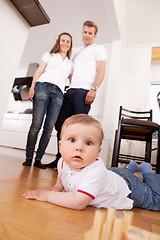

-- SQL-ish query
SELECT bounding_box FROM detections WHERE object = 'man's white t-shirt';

[70,44,107,90]
[57,157,133,210]
[37,52,73,93]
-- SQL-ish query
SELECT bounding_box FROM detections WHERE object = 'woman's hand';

[28,87,35,102]
[28,60,47,102]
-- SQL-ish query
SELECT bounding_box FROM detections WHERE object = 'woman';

[22,32,73,169]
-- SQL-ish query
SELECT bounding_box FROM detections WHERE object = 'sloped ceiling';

[19,0,120,69]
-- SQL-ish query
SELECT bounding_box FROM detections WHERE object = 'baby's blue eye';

[86,141,92,146]
[69,138,75,143]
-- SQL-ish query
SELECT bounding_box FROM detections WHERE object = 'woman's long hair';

[50,32,72,59]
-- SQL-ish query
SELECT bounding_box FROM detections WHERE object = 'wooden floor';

[0,150,160,240]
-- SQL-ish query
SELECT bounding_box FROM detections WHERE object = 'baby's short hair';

[60,114,104,145]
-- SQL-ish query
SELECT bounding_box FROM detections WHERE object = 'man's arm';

[85,60,106,105]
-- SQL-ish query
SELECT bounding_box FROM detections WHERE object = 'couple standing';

[22,20,107,169]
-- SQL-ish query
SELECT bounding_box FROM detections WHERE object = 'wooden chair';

[111,106,160,173]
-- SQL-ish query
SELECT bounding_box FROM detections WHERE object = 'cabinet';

[0,112,57,154]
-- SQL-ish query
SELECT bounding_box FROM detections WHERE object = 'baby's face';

[59,123,101,170]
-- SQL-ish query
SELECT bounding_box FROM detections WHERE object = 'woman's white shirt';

[37,52,73,93]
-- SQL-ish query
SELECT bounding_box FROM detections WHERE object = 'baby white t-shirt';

[57,157,133,210]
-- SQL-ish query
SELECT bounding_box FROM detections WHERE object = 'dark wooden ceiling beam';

[10,0,50,27]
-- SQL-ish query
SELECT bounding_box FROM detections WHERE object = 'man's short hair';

[83,21,98,34]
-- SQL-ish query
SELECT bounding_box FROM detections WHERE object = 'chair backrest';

[119,106,152,121]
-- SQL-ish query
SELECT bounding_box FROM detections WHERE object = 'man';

[42,20,107,168]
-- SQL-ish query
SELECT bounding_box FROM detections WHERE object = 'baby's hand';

[23,190,49,202]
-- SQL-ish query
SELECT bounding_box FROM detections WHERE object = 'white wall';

[113,0,126,43]
[101,41,122,166]
[126,0,160,45]
[118,44,151,110]
[89,44,112,121]
[0,0,30,126]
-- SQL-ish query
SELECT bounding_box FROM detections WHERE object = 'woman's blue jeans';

[108,167,160,211]
[26,82,63,161]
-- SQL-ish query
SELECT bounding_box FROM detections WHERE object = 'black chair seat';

[122,119,159,129]
[121,119,159,140]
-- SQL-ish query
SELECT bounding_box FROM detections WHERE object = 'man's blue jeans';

[54,88,91,158]
[55,88,91,133]
[108,167,160,211]
[26,82,63,161]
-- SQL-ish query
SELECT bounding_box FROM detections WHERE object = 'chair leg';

[145,138,152,163]
[112,129,121,167]
[112,130,118,167]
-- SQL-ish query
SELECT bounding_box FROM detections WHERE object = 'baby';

[23,114,160,211]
